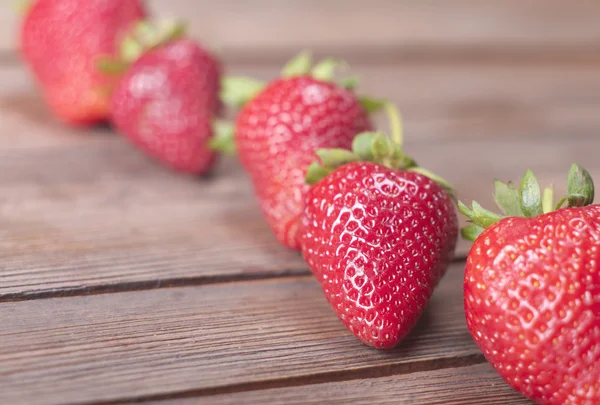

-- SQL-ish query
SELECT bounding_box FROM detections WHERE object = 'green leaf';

[208,119,236,155]
[470,201,503,228]
[281,50,312,77]
[409,167,454,194]
[493,180,523,217]
[120,34,144,63]
[119,19,187,64]
[359,97,387,114]
[316,148,359,167]
[519,169,543,217]
[461,224,485,242]
[351,132,376,161]
[305,162,333,185]
[566,163,594,207]
[372,133,394,162]
[340,76,359,90]
[96,56,128,75]
[567,193,589,208]
[220,76,265,109]
[458,201,475,219]
[399,155,418,170]
[311,58,346,82]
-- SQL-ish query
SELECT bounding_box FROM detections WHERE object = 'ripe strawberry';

[217,52,380,249]
[108,21,222,175]
[459,165,600,404]
[299,106,458,349]
[19,0,146,125]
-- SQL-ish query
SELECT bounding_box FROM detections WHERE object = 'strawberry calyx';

[459,164,595,241]
[97,18,187,75]
[213,50,386,155]
[219,50,386,111]
[93,18,187,121]
[305,103,454,195]
[208,119,236,155]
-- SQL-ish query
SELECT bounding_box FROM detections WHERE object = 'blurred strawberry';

[107,20,222,175]
[19,0,146,126]
[214,52,383,249]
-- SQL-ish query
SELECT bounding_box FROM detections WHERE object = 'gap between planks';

[0,256,468,303]
[77,354,487,405]
[4,135,600,302]
[0,265,481,405]
[4,48,600,68]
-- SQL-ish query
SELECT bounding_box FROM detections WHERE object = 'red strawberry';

[19,0,146,125]
[218,52,378,249]
[109,21,222,175]
[459,165,600,404]
[299,106,458,348]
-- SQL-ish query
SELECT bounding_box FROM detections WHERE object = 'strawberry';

[107,20,222,175]
[459,165,600,404]
[19,0,146,125]
[299,105,458,349]
[215,52,380,249]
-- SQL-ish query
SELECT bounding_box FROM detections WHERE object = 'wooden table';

[3,2,600,404]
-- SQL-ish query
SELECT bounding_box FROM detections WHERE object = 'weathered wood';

[2,125,600,299]
[137,363,533,405]
[0,263,480,405]
[3,60,600,298]
[225,61,600,141]
[2,0,600,60]
[0,150,309,299]
[7,61,600,143]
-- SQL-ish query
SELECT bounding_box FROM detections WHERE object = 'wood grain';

[0,151,309,300]
[2,122,600,299]
[228,62,600,141]
[3,57,600,298]
[7,60,600,143]
[137,363,533,405]
[0,263,481,405]
[2,0,600,60]
[2,4,599,403]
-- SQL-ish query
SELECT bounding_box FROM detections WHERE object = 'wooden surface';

[2,0,600,59]
[138,363,533,405]
[4,2,600,403]
[1,265,476,405]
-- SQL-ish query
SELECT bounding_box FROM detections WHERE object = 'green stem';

[555,196,567,210]
[384,103,403,147]
[542,187,554,214]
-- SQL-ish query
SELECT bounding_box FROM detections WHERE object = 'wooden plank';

[2,126,600,299]
[229,62,600,141]
[3,57,600,297]
[0,149,309,299]
[0,263,481,405]
[2,0,600,58]
[137,363,533,405]
[6,60,600,143]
